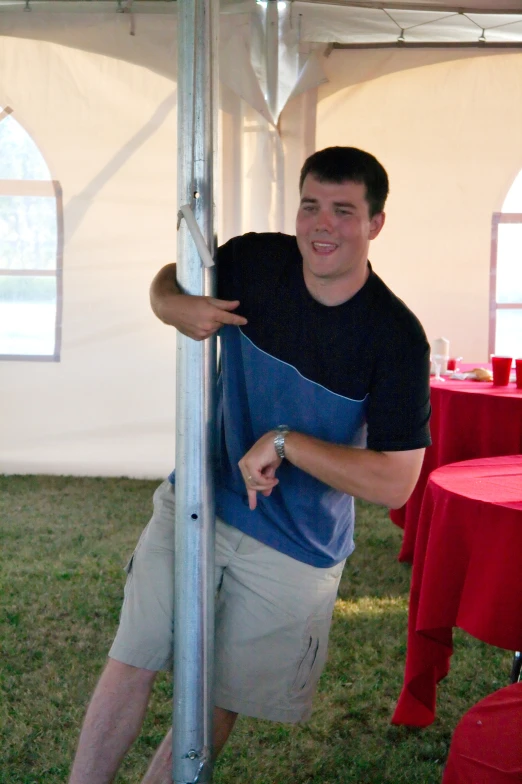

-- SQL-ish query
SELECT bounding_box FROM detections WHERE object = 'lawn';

[0,475,512,783]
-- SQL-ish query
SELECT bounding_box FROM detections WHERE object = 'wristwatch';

[274,425,290,460]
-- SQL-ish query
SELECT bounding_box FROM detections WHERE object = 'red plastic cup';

[492,356,512,386]
[516,359,522,389]
[447,357,462,371]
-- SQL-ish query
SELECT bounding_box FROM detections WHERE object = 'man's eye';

[336,209,352,216]
[302,205,317,213]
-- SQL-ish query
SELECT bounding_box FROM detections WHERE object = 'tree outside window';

[0,107,62,361]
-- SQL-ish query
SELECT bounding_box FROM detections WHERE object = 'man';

[69,146,431,784]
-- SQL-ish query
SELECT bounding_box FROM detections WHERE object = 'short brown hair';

[299,146,389,217]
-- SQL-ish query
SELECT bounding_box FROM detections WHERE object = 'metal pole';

[265,0,284,231]
[173,0,217,782]
[266,0,279,122]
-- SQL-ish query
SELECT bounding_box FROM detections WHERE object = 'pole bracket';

[177,204,215,268]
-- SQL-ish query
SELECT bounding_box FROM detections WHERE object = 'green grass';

[0,475,512,783]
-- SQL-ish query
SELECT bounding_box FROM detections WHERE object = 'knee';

[102,658,158,692]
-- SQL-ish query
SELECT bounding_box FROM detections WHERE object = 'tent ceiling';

[294,3,522,44]
[2,1,522,45]
[299,1,522,10]
[3,0,521,8]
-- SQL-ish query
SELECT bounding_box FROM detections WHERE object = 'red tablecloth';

[391,376,522,563]
[392,455,522,727]
[442,682,522,783]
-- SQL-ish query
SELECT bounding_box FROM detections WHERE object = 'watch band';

[274,425,290,460]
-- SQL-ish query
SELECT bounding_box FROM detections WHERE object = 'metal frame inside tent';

[2,0,522,46]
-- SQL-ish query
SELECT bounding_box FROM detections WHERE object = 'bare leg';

[69,658,157,784]
[141,707,238,784]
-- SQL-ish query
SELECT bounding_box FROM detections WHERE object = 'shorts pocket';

[290,614,330,695]
[122,518,152,574]
[120,479,174,574]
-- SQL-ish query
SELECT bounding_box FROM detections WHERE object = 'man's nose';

[314,210,334,231]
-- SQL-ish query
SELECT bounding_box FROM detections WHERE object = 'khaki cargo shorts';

[109,479,345,723]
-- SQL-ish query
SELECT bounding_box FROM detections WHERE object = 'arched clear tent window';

[490,174,522,358]
[0,108,62,361]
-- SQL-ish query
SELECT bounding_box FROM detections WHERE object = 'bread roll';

[471,367,493,382]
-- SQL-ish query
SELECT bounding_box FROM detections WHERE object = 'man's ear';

[369,211,386,240]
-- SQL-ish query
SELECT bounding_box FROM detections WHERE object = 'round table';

[392,455,522,728]
[443,682,522,783]
[391,375,522,563]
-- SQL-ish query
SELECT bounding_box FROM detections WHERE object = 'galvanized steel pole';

[266,0,284,231]
[173,1,217,782]
[266,0,279,123]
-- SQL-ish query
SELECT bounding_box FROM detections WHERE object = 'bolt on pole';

[173,0,218,782]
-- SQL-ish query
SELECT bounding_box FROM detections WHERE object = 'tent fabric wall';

[1,7,522,477]
[1,34,180,478]
[0,11,314,478]
[0,8,180,79]
[313,47,522,362]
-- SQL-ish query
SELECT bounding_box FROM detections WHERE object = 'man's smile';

[311,241,338,254]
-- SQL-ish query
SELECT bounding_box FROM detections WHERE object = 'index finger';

[215,309,248,327]
[208,298,242,310]
[247,487,257,511]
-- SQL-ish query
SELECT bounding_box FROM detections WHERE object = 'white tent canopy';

[1,0,521,477]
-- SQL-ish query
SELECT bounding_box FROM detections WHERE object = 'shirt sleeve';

[216,235,241,301]
[365,328,432,452]
[217,232,269,306]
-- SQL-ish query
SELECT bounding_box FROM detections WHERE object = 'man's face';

[295,175,385,298]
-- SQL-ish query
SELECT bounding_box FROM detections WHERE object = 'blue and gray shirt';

[179,232,431,568]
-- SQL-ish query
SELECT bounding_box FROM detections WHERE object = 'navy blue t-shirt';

[174,232,431,568]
